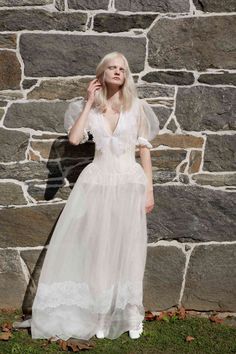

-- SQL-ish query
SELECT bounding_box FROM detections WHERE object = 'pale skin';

[68,56,154,214]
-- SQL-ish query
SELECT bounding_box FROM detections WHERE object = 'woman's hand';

[86,78,102,105]
[145,189,154,214]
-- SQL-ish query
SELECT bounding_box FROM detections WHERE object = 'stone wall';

[0,0,235,312]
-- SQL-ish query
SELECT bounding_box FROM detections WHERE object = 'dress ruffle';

[135,136,153,149]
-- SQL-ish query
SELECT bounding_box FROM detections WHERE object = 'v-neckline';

[100,111,122,137]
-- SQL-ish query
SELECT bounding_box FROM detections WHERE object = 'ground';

[0,308,236,353]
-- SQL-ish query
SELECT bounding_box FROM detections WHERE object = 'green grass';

[0,309,236,354]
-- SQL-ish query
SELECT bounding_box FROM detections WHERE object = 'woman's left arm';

[139,146,154,213]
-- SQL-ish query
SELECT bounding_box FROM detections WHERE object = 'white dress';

[14,96,160,341]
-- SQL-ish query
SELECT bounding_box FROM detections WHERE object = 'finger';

[90,82,102,89]
[88,79,98,87]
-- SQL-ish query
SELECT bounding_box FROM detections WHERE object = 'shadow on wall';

[44,133,95,200]
[21,135,95,313]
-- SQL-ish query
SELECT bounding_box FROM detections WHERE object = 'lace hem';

[136,136,153,149]
[33,280,143,314]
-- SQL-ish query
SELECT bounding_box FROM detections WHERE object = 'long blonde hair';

[94,51,138,112]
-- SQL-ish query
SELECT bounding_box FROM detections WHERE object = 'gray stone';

[203,135,236,172]
[27,77,91,100]
[0,9,87,32]
[20,33,146,77]
[137,84,174,98]
[0,0,52,5]
[167,118,178,133]
[152,106,172,129]
[148,16,236,70]
[152,170,177,184]
[0,161,62,181]
[182,244,236,311]
[0,108,4,119]
[0,249,26,309]
[4,101,67,133]
[30,138,95,160]
[150,149,187,171]
[136,149,186,183]
[0,91,23,100]
[21,249,47,278]
[32,133,62,139]
[142,71,194,85]
[20,248,47,310]
[93,13,156,32]
[193,0,236,12]
[0,128,29,162]
[116,0,189,12]
[0,34,16,49]
[176,87,236,131]
[178,173,190,184]
[148,185,236,242]
[198,72,236,86]
[192,173,236,187]
[0,51,21,90]
[146,98,174,107]
[55,0,64,11]
[0,182,27,206]
[27,182,71,201]
[22,79,38,89]
[143,246,186,310]
[0,204,65,247]
[68,0,108,10]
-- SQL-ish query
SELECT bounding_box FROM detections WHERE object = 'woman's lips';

[113,77,120,80]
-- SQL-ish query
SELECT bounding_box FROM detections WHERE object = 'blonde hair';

[93,51,138,112]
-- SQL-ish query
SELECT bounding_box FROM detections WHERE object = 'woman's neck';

[106,86,122,110]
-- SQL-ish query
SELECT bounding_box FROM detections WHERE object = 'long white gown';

[13,96,160,341]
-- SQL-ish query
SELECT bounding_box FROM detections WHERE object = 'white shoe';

[129,322,143,339]
[96,330,105,339]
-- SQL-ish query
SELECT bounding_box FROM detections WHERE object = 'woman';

[13,51,160,341]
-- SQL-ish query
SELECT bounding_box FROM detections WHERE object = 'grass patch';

[0,309,236,353]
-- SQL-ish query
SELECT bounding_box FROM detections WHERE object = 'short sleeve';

[136,99,160,149]
[64,99,90,143]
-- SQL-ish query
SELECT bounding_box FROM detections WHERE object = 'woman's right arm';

[68,100,92,145]
[68,78,102,145]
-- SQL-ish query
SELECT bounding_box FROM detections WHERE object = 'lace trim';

[33,280,143,314]
[80,128,89,143]
[136,136,153,149]
[67,128,89,144]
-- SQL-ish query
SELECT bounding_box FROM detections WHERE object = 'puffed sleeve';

[64,99,90,143]
[136,99,160,149]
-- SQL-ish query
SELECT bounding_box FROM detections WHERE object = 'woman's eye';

[108,66,125,72]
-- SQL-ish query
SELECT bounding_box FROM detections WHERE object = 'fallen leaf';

[157,312,169,322]
[209,315,224,324]
[167,311,176,318]
[0,307,17,314]
[177,306,186,320]
[145,311,156,321]
[185,335,195,342]
[1,322,13,332]
[0,331,12,341]
[57,338,96,352]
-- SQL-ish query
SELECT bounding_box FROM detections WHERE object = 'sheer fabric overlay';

[13,97,160,341]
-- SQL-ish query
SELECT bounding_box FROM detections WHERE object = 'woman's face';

[103,57,126,87]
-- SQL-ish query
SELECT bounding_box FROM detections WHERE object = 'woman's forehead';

[107,57,125,67]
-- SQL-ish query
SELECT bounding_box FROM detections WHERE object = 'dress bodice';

[64,97,160,165]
